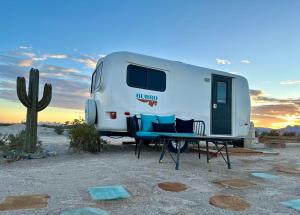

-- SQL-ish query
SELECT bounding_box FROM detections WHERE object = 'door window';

[217,81,227,103]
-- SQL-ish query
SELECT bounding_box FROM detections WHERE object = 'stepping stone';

[60,207,109,215]
[214,179,256,189]
[273,165,300,175]
[280,199,300,212]
[0,194,49,211]
[251,172,279,180]
[158,182,188,192]
[88,185,130,200]
[209,195,250,211]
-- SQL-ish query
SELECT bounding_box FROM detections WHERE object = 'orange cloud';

[18,58,34,67]
[73,57,97,68]
[250,89,300,128]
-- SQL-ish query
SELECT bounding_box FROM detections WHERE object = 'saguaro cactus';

[16,68,52,153]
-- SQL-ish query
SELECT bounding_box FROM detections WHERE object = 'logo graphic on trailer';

[136,93,158,107]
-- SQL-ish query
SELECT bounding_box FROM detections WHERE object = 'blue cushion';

[136,131,159,138]
[88,185,130,200]
[280,199,300,212]
[141,114,157,131]
[157,115,175,124]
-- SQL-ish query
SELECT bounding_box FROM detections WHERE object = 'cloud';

[280,80,300,85]
[18,46,31,50]
[18,59,34,67]
[73,57,97,68]
[45,65,80,73]
[0,48,96,111]
[31,54,69,62]
[241,59,251,64]
[43,54,68,59]
[252,104,299,116]
[39,65,90,81]
[216,58,231,65]
[20,52,36,58]
[250,89,300,128]
[0,64,90,110]
[250,89,262,96]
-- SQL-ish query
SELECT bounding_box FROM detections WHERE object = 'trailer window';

[94,62,103,90]
[126,65,166,92]
[217,81,227,103]
[91,62,103,93]
[91,71,97,93]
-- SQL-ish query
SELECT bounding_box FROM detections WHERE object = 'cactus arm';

[37,84,52,111]
[16,77,31,108]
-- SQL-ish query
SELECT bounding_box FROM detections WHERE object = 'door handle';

[213,103,217,109]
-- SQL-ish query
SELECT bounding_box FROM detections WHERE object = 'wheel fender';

[85,99,97,125]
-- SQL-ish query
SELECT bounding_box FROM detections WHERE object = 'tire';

[168,140,188,153]
[85,99,97,125]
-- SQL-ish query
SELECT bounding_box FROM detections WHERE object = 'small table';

[158,134,243,170]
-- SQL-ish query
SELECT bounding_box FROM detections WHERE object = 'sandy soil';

[0,125,300,215]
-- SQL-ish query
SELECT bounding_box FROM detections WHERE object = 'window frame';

[216,81,227,104]
[94,62,103,91]
[91,70,97,93]
[90,62,103,93]
[126,64,166,92]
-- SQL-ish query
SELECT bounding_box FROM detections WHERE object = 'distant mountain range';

[256,125,300,134]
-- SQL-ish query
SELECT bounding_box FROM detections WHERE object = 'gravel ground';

[0,125,300,215]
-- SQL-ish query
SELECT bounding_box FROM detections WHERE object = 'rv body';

[86,51,251,139]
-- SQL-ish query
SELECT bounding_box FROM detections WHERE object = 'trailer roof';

[99,51,246,80]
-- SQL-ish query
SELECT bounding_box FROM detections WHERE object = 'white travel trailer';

[85,51,251,145]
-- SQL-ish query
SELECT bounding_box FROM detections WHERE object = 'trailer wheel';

[85,99,97,125]
[168,140,188,153]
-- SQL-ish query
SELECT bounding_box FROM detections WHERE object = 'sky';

[0,0,300,128]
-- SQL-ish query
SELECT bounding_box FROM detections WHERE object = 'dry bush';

[68,119,105,153]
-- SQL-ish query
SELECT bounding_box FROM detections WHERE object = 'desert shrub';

[269,129,280,136]
[261,129,280,136]
[68,118,104,153]
[54,125,64,135]
[1,130,26,153]
[260,131,269,136]
[0,130,43,160]
[282,132,296,137]
[0,123,12,126]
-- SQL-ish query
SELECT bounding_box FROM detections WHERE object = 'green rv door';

[211,75,232,135]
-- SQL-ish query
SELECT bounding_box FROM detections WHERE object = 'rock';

[0,194,49,211]
[209,195,250,211]
[273,165,300,174]
[158,182,188,192]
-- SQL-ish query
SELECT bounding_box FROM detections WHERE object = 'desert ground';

[0,125,300,215]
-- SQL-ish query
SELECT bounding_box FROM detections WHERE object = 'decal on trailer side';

[136,93,158,107]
